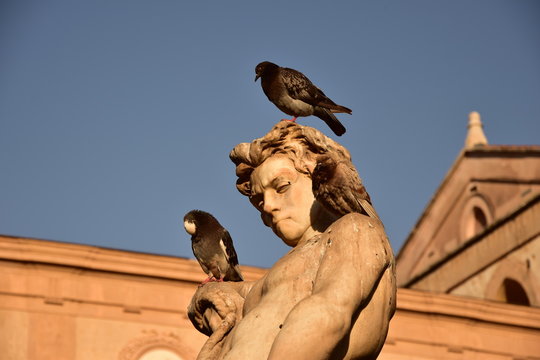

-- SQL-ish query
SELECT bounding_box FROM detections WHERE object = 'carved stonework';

[118,330,188,360]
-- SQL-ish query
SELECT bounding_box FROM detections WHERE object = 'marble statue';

[188,121,396,360]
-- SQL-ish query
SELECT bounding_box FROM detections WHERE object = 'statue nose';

[262,193,279,214]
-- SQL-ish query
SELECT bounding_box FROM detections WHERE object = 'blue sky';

[1,0,539,268]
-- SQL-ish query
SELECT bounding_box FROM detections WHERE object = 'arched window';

[139,348,183,360]
[497,278,530,306]
[485,261,538,307]
[460,194,493,242]
[472,206,487,234]
[119,332,188,360]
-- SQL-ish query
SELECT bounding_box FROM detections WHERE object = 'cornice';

[0,235,266,283]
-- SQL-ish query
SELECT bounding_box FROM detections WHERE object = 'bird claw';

[199,276,217,287]
[198,276,226,287]
[281,117,297,122]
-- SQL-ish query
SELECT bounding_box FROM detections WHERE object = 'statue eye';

[277,181,291,194]
[249,194,264,210]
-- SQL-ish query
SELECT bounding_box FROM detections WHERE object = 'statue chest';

[261,234,327,299]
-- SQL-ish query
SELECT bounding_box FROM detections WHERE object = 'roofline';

[396,148,465,262]
[0,234,267,282]
[0,233,191,260]
[397,144,540,262]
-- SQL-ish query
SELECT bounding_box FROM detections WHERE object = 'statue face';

[249,155,323,246]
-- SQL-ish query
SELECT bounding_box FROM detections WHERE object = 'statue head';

[230,121,350,246]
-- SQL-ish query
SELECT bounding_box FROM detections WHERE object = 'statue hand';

[188,282,245,337]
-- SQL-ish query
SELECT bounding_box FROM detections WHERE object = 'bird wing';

[339,161,371,203]
[219,229,244,281]
[281,67,334,107]
[219,229,240,267]
[192,240,212,276]
[198,260,211,276]
[337,161,381,220]
[344,164,381,221]
[358,198,381,222]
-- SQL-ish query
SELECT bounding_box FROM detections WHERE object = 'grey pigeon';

[255,61,351,136]
[183,210,244,284]
[311,155,380,221]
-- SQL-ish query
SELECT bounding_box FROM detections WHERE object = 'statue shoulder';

[328,213,384,232]
[325,213,388,248]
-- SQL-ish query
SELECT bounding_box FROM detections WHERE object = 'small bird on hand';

[311,155,380,221]
[255,61,351,136]
[183,210,244,285]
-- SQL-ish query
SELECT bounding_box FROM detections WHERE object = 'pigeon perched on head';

[183,210,244,284]
[255,61,351,137]
[311,155,380,221]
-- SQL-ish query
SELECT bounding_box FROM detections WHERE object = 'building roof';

[396,112,540,287]
[0,234,266,283]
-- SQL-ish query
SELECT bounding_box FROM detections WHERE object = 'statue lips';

[265,215,291,237]
[255,202,286,230]
[271,217,303,243]
[270,214,292,229]
[268,217,284,232]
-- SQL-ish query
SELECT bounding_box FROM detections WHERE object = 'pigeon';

[255,61,351,136]
[311,155,380,221]
[183,210,244,284]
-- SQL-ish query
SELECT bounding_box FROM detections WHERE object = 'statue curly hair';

[229,121,351,196]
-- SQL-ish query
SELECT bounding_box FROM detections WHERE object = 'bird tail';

[314,107,347,136]
[330,105,352,114]
[317,99,352,115]
[359,198,382,223]
[228,264,244,281]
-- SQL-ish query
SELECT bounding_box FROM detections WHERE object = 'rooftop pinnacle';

[465,111,488,149]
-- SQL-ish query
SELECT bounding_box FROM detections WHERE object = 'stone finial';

[465,111,488,149]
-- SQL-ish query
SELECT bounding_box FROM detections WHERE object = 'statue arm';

[267,214,393,360]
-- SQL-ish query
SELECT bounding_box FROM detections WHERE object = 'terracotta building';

[379,112,540,359]
[0,235,266,360]
[1,113,539,359]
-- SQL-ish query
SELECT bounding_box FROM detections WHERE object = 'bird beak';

[255,74,260,82]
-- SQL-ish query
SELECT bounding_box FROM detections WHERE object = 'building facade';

[1,113,539,359]
[0,235,265,360]
[380,112,540,359]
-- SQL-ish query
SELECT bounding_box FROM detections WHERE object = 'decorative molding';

[397,288,540,329]
[118,330,189,360]
[0,235,266,282]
